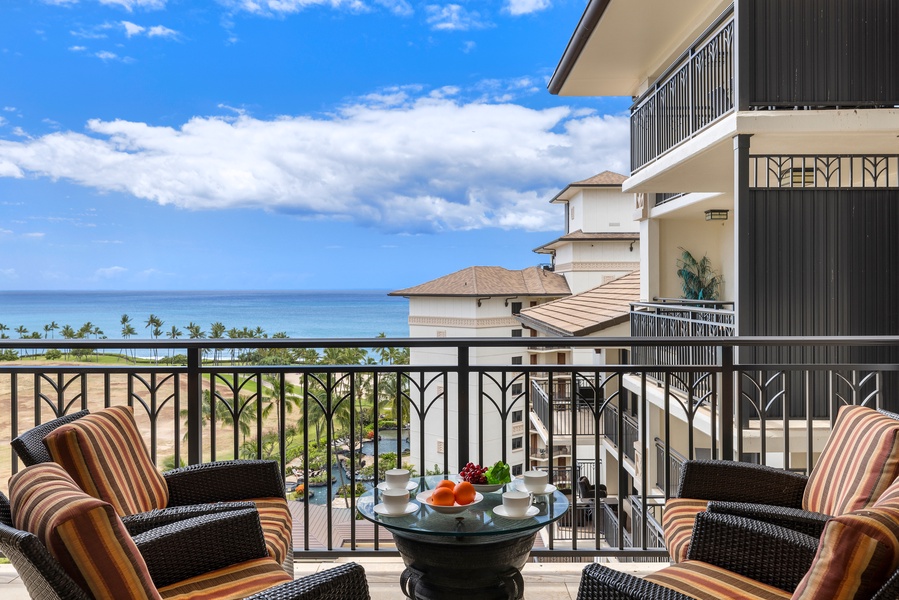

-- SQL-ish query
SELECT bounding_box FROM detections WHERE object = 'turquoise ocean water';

[0,290,410,347]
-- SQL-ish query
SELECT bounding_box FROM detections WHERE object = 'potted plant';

[676,248,722,300]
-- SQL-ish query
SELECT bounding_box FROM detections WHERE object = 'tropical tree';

[121,314,137,361]
[167,325,182,358]
[0,323,8,339]
[15,325,28,357]
[60,324,75,359]
[209,322,225,365]
[145,314,163,361]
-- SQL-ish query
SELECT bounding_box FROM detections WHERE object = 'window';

[530,355,538,365]
[512,464,523,476]
[512,409,523,423]
[510,302,522,315]
[511,356,522,365]
[512,329,523,338]
[557,352,566,365]
[512,437,523,450]
[511,384,523,396]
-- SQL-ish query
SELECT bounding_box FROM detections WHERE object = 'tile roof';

[551,170,628,203]
[516,270,640,336]
[389,266,571,297]
[533,230,639,253]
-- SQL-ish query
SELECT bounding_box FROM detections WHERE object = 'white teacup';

[381,488,410,514]
[385,468,410,490]
[502,491,532,517]
[523,470,549,493]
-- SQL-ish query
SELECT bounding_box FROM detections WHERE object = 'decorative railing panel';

[750,155,899,189]
[2,336,899,561]
[631,9,734,171]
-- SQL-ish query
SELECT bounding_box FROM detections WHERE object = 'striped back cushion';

[793,479,899,599]
[10,463,160,600]
[803,405,899,515]
[43,405,170,516]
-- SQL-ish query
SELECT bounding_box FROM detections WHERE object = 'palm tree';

[167,325,182,358]
[676,247,722,301]
[121,314,136,361]
[60,324,74,359]
[15,326,29,358]
[209,322,225,365]
[146,314,163,361]
[47,321,59,339]
[0,323,8,339]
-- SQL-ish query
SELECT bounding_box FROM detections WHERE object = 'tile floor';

[0,558,666,599]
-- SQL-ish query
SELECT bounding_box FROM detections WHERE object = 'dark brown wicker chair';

[10,408,295,571]
[0,490,370,600]
[576,511,899,600]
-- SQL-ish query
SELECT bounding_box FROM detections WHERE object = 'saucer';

[494,505,539,520]
[514,481,557,495]
[373,502,419,517]
[377,481,418,492]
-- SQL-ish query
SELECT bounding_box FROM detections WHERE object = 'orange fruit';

[429,487,456,506]
[454,481,476,505]
[436,479,455,490]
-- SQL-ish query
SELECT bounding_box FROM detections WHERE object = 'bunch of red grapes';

[460,462,489,484]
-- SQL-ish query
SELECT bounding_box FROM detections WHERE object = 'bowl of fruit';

[460,461,512,494]
[417,479,483,514]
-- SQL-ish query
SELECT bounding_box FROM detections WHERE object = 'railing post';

[719,345,735,461]
[186,346,203,465]
[457,345,470,472]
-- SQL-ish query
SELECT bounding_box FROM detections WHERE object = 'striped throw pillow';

[10,463,160,600]
[803,405,899,516]
[43,405,170,516]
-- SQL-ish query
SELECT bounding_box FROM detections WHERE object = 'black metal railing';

[530,378,597,437]
[654,439,686,497]
[630,7,734,171]
[3,335,899,561]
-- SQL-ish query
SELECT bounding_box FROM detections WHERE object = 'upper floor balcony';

[630,1,899,176]
[1,334,897,563]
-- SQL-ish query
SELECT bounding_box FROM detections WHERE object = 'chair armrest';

[133,508,268,588]
[707,500,829,538]
[164,460,285,506]
[245,562,371,600]
[688,512,819,592]
[122,501,257,535]
[677,460,807,508]
[575,563,694,600]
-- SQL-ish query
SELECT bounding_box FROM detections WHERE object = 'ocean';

[0,290,410,343]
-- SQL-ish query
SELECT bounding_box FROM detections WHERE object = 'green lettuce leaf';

[485,461,511,485]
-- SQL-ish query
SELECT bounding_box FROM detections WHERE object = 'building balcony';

[1,334,897,566]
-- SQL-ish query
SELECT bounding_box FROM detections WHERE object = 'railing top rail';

[640,298,736,308]
[4,335,899,350]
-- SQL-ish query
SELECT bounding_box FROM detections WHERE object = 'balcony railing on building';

[1,335,898,562]
[630,0,899,173]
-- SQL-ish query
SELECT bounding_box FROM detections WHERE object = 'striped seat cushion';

[793,478,899,600]
[158,557,292,600]
[43,405,170,516]
[645,561,791,600]
[803,405,899,515]
[663,498,708,563]
[10,463,160,600]
[246,497,292,570]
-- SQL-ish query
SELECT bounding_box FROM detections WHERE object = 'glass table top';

[357,475,570,537]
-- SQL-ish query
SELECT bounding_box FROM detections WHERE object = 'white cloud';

[0,117,6,127]
[94,265,127,278]
[219,0,368,16]
[0,268,17,279]
[95,50,119,60]
[122,21,146,37]
[0,88,630,234]
[425,4,488,31]
[99,0,167,10]
[3,107,16,112]
[147,25,178,37]
[504,0,550,16]
[23,232,46,239]
[69,45,88,51]
[462,40,476,53]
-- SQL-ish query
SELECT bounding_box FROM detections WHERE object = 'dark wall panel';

[747,0,899,106]
[738,189,899,414]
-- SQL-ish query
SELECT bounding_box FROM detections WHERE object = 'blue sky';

[0,0,630,291]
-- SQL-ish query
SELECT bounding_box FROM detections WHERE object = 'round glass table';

[357,475,570,600]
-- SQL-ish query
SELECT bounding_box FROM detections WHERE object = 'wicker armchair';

[1,469,371,600]
[577,507,899,600]
[12,407,294,573]
[663,405,899,562]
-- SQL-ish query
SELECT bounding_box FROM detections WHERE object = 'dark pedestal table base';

[394,530,538,600]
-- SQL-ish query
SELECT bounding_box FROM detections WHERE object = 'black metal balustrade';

[630,7,734,172]
[655,438,686,498]
[2,335,899,561]
[530,378,597,437]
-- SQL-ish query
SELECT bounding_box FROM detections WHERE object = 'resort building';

[545,0,899,549]
[390,172,639,506]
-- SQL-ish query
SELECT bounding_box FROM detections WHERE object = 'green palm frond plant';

[676,248,722,300]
